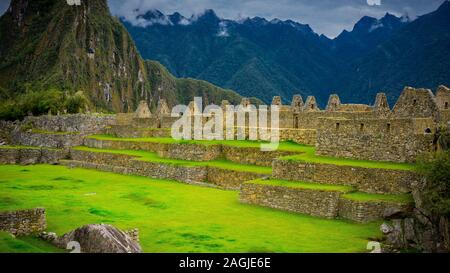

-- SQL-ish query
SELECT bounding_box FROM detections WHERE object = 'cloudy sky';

[0,0,446,37]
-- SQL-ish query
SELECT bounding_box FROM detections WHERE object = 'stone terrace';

[1,86,448,223]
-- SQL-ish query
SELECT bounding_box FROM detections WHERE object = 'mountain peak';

[353,16,378,32]
[195,9,220,22]
[168,12,189,25]
[438,0,450,10]
[140,9,164,20]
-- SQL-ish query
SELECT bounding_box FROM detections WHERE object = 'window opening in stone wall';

[336,123,340,130]
[387,123,391,133]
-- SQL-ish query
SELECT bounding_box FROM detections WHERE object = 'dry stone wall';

[0,208,46,236]
[23,114,115,133]
[316,118,435,163]
[207,168,266,190]
[272,159,416,194]
[338,198,413,223]
[85,138,164,152]
[13,130,84,148]
[160,143,222,161]
[0,147,67,165]
[240,183,342,218]
[68,150,263,187]
[84,138,295,167]
[279,129,316,145]
[222,146,295,167]
[106,125,171,138]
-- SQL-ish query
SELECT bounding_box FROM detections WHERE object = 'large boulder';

[53,224,141,253]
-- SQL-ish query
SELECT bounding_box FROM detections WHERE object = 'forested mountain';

[123,1,450,105]
[0,0,245,116]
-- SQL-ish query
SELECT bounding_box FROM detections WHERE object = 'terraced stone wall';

[13,130,84,148]
[0,147,67,165]
[272,159,416,194]
[23,114,115,133]
[106,125,171,138]
[338,198,413,223]
[69,150,262,187]
[0,208,46,236]
[160,143,222,161]
[240,183,342,218]
[84,139,295,166]
[66,153,207,184]
[222,146,295,167]
[84,138,165,152]
[206,168,266,190]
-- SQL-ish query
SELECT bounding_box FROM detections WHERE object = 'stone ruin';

[1,85,450,253]
[134,101,152,119]
[117,86,450,163]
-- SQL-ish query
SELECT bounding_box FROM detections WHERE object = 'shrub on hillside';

[64,91,89,114]
[0,88,89,121]
[417,151,450,217]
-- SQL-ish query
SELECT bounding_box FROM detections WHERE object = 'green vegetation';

[0,146,42,150]
[342,192,414,204]
[0,165,381,253]
[0,88,89,121]
[88,134,416,171]
[0,232,65,253]
[0,146,61,151]
[417,151,450,216]
[30,129,80,135]
[282,152,416,171]
[88,134,313,152]
[0,0,248,115]
[73,146,272,175]
[247,179,354,193]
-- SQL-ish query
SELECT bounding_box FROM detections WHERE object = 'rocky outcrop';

[52,224,141,253]
[381,179,450,253]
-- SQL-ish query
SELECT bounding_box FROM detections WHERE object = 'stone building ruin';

[119,86,450,163]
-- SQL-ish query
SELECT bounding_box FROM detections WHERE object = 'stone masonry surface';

[272,159,415,194]
[0,208,47,236]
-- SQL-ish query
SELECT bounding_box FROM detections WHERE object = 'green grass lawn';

[281,150,416,171]
[73,146,272,175]
[342,192,414,204]
[0,232,65,253]
[30,129,80,135]
[88,134,310,152]
[0,165,381,253]
[247,179,355,193]
[88,135,416,171]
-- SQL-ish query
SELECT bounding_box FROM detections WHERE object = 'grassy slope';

[88,134,307,152]
[247,179,354,193]
[88,135,416,171]
[280,147,415,171]
[73,146,271,175]
[247,179,413,203]
[0,232,65,253]
[342,192,414,204]
[0,165,381,253]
